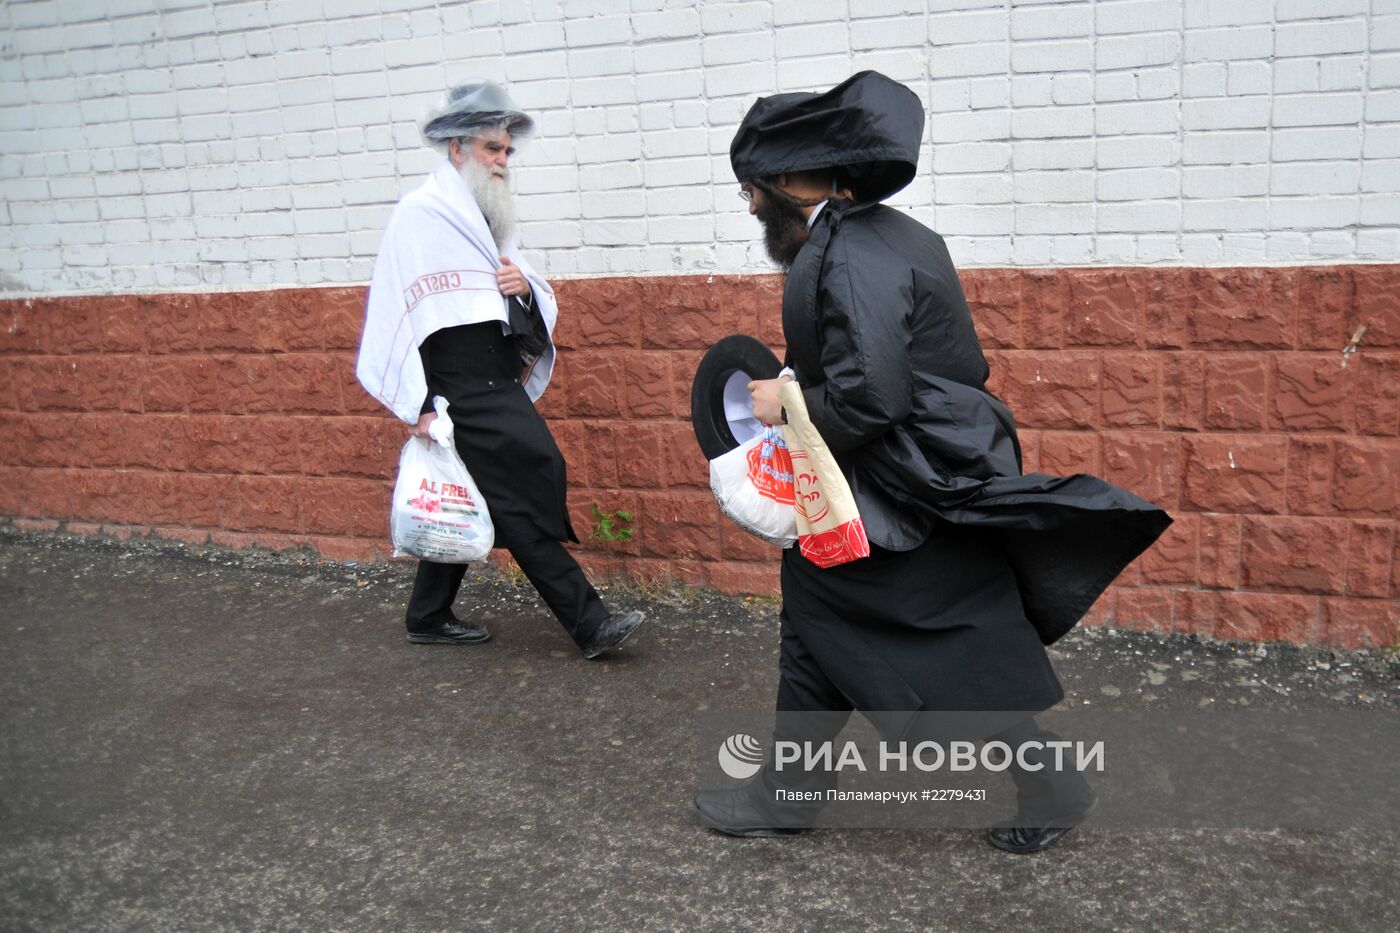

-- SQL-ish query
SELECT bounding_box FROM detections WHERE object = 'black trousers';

[405,322,610,647]
[758,606,1093,824]
[405,534,608,647]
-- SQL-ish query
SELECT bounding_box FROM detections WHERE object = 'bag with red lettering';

[390,396,495,562]
[708,426,798,547]
[778,381,869,568]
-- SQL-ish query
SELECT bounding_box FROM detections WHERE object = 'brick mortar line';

[5,459,1391,519]
[4,348,1399,358]
[0,464,391,480]
[2,417,1397,438]
[0,350,361,358]
[2,263,1399,304]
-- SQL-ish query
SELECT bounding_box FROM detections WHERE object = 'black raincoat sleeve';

[799,230,913,456]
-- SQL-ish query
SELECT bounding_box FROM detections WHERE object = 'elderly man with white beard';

[357,81,645,659]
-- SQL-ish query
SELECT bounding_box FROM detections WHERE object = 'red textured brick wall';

[1,265,1396,648]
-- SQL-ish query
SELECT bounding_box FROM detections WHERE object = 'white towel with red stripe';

[356,160,558,424]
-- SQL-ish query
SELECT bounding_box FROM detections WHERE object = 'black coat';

[783,200,1170,644]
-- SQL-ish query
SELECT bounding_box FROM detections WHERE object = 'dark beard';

[756,195,810,269]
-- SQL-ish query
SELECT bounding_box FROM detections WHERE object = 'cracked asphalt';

[1,526,1396,932]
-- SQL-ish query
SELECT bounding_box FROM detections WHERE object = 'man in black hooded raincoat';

[693,72,1171,853]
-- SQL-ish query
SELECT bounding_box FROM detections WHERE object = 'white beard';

[460,158,516,249]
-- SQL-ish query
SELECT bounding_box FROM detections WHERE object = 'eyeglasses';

[743,178,829,209]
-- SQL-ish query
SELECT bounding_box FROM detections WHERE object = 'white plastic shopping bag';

[390,396,495,562]
[708,425,798,547]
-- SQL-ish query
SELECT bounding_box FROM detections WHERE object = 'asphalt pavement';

[1,527,1395,932]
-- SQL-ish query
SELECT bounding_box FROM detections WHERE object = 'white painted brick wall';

[2,0,1398,293]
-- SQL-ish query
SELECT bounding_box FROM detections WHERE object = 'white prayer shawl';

[356,160,559,424]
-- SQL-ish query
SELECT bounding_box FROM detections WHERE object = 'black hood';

[729,70,924,203]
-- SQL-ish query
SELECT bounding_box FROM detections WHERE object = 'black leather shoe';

[694,788,810,838]
[406,619,491,645]
[580,610,645,660]
[987,794,1096,854]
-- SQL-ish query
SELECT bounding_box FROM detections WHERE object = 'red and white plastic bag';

[708,425,799,547]
[390,396,495,562]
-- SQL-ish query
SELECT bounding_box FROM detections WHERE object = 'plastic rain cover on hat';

[729,70,924,203]
[422,80,534,142]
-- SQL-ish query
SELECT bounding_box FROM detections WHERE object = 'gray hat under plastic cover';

[421,81,535,143]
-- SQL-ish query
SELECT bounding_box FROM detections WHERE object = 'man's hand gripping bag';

[390,396,495,562]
